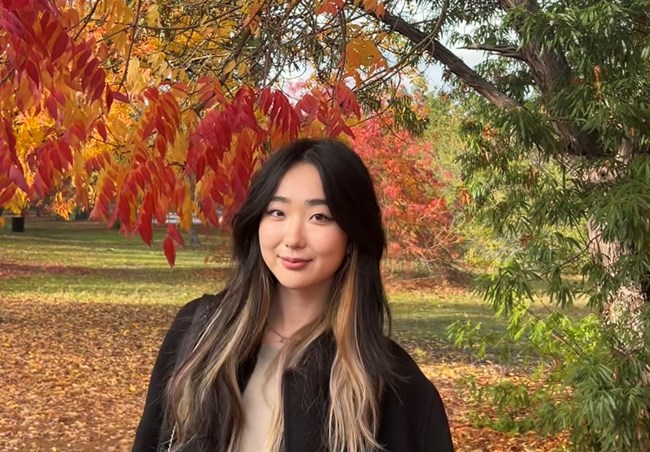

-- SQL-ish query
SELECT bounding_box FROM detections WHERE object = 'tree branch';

[118,0,144,90]
[498,0,604,157]
[367,8,522,110]
[461,44,524,61]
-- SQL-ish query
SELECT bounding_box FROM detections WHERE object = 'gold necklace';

[268,326,291,344]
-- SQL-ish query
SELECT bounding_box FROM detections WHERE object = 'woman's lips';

[280,257,311,270]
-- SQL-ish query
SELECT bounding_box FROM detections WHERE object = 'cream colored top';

[237,344,281,452]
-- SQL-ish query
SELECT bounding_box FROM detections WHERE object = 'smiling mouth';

[281,257,311,263]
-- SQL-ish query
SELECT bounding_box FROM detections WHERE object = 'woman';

[132,139,454,452]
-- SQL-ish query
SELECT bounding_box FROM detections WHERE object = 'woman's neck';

[269,285,329,336]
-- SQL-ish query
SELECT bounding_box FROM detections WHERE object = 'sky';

[423,45,487,90]
[280,35,489,93]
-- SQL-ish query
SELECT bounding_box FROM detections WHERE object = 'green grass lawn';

[0,217,504,348]
[0,216,592,353]
[1,217,229,304]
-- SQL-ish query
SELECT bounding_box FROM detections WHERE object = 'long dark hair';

[167,138,394,451]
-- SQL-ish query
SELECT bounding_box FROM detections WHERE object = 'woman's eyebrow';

[270,196,327,206]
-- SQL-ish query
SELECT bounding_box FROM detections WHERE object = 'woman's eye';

[311,213,332,222]
[266,209,284,218]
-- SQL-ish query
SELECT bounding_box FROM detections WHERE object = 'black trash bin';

[11,216,25,232]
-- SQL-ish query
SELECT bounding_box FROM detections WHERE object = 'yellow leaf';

[237,62,249,77]
[126,58,146,93]
[146,4,160,28]
[180,184,194,231]
[223,60,236,76]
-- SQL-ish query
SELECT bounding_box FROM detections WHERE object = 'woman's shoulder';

[384,338,442,401]
[381,338,455,451]
[166,291,226,336]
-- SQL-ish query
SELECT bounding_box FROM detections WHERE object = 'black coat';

[132,295,454,452]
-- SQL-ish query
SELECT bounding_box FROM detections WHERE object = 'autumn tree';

[352,99,462,275]
[0,0,399,264]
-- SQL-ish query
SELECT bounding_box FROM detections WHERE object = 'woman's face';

[258,163,348,297]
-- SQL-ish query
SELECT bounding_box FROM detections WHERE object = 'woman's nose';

[283,218,306,249]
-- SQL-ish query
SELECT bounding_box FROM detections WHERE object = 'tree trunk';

[188,176,201,247]
[587,220,646,354]
[585,140,647,356]
[189,223,201,247]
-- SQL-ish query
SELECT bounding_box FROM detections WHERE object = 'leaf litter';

[0,296,568,451]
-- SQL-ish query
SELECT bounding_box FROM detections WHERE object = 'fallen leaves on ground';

[0,297,568,451]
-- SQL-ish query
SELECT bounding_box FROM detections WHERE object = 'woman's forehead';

[272,163,326,200]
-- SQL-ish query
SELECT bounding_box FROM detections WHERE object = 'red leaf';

[49,146,62,172]
[40,151,52,184]
[118,197,131,227]
[83,57,99,80]
[138,213,153,246]
[142,190,154,215]
[0,185,17,205]
[32,172,47,197]
[163,236,176,266]
[155,117,166,140]
[74,48,91,77]
[6,0,32,12]
[106,88,114,112]
[134,171,145,191]
[0,10,27,39]
[111,90,129,103]
[71,121,86,140]
[141,165,152,185]
[196,155,206,182]
[259,87,272,113]
[9,164,28,193]
[209,186,223,204]
[3,117,16,156]
[154,195,169,225]
[25,60,39,86]
[51,31,69,62]
[59,142,73,167]
[165,167,175,189]
[89,69,104,100]
[96,121,107,141]
[46,95,58,120]
[167,224,185,246]
[91,79,106,103]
